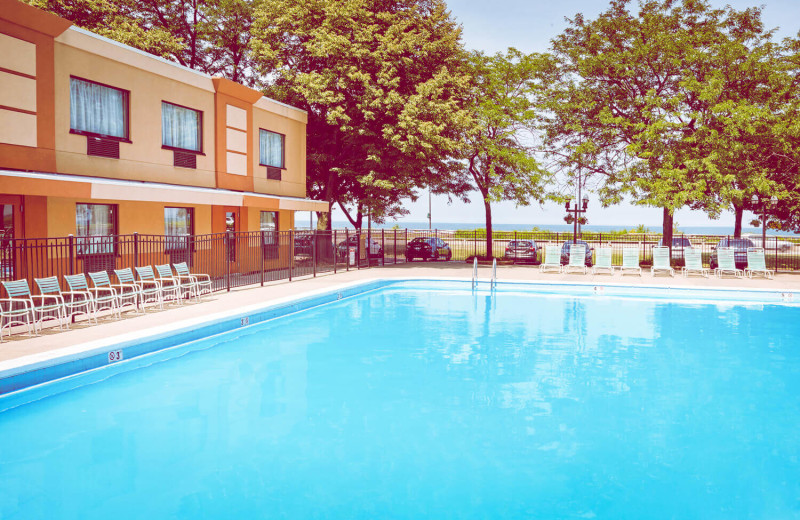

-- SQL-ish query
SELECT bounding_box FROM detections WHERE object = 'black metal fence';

[1,229,798,294]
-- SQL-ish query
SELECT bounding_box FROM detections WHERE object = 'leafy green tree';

[249,0,473,230]
[461,48,553,257]
[544,0,774,249]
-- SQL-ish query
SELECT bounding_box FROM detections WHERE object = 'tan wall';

[252,100,307,198]
[52,34,217,188]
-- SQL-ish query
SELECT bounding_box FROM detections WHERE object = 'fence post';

[224,232,230,292]
[68,234,75,275]
[394,229,397,264]
[312,229,317,277]
[289,229,294,281]
[381,229,385,266]
[260,230,265,286]
[474,229,477,258]
[333,230,337,274]
[345,229,350,272]
[133,232,139,270]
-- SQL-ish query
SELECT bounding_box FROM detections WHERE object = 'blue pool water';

[1,284,799,519]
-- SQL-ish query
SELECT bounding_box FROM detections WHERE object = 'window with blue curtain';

[162,102,202,152]
[259,129,285,168]
[70,77,129,139]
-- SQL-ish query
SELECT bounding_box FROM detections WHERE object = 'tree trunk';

[484,197,493,259]
[733,204,744,238]
[662,207,674,257]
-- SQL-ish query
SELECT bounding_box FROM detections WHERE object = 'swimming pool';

[1,280,799,519]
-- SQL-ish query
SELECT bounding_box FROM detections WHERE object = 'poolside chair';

[651,246,674,277]
[681,248,709,278]
[2,279,66,334]
[134,266,169,310]
[592,247,614,275]
[173,262,213,301]
[64,273,120,321]
[59,274,98,324]
[539,245,562,273]
[0,280,36,340]
[113,268,146,313]
[89,270,138,315]
[714,247,744,278]
[155,264,185,304]
[563,243,588,274]
[620,247,642,276]
[35,276,89,329]
[745,248,774,279]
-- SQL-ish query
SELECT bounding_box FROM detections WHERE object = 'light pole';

[751,194,778,249]
[565,195,589,244]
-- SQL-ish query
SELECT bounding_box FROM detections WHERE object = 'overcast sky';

[367,0,800,228]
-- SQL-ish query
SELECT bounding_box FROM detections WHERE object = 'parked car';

[709,237,756,269]
[657,237,694,260]
[504,240,541,264]
[741,234,794,252]
[336,235,383,260]
[560,240,594,267]
[405,237,452,261]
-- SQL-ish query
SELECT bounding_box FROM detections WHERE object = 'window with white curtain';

[75,203,117,254]
[164,207,194,250]
[162,102,202,152]
[260,211,278,245]
[70,77,129,139]
[259,130,285,168]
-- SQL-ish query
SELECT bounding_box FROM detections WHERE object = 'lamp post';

[565,195,589,244]
[750,194,778,249]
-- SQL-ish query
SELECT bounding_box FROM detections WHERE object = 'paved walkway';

[2,262,799,364]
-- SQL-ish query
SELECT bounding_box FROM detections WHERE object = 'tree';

[461,48,553,257]
[249,0,473,230]
[545,0,773,250]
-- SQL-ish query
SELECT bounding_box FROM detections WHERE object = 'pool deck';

[2,262,800,366]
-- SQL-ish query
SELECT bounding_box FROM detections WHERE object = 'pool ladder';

[472,258,498,290]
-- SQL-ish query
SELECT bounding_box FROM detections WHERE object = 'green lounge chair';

[134,266,166,310]
[714,247,743,278]
[539,245,562,273]
[681,248,709,278]
[592,247,614,274]
[3,278,66,335]
[745,248,774,279]
[651,246,674,277]
[89,270,138,315]
[620,247,642,276]
[173,262,213,301]
[64,273,118,321]
[0,280,37,340]
[563,243,587,274]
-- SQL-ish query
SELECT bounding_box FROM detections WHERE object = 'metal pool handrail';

[472,257,478,289]
[491,258,497,290]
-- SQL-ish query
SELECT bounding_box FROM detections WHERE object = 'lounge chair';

[714,247,743,278]
[651,246,674,277]
[0,280,37,340]
[64,273,119,321]
[745,248,774,279]
[133,266,167,310]
[681,248,709,278]
[35,276,86,329]
[113,268,146,313]
[563,243,588,274]
[59,274,98,324]
[592,247,614,275]
[539,245,562,273]
[620,247,642,276]
[89,271,138,315]
[3,279,66,334]
[173,262,213,301]
[155,264,185,304]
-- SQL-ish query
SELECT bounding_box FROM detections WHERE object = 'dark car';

[657,237,694,260]
[560,240,594,267]
[336,235,383,260]
[709,237,756,269]
[405,237,452,261]
[504,240,540,264]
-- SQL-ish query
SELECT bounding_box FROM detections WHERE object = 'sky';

[356,0,800,229]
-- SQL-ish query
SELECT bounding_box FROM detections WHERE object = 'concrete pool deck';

[2,262,800,365]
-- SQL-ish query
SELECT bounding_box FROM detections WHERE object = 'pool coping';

[1,276,797,397]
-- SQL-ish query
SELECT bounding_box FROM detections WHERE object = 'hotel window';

[259,130,285,180]
[164,207,194,252]
[70,77,129,144]
[75,203,117,255]
[261,211,279,258]
[162,102,202,168]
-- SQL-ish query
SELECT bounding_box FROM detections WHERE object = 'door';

[224,207,239,263]
[0,195,22,281]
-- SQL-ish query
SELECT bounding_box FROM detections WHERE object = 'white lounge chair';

[563,243,587,274]
[714,247,744,278]
[651,246,674,277]
[592,247,614,274]
[681,248,709,277]
[539,245,562,273]
[745,248,774,279]
[620,247,642,276]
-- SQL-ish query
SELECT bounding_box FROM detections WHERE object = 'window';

[259,130,285,168]
[260,211,278,245]
[162,102,202,153]
[75,204,117,255]
[164,207,194,251]
[70,77,129,140]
